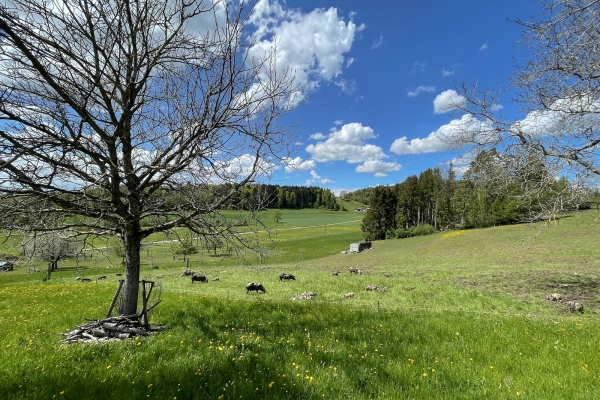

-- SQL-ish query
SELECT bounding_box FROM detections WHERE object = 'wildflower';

[269,382,274,388]
[422,373,427,377]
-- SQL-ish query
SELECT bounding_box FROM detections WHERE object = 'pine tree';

[361,186,397,241]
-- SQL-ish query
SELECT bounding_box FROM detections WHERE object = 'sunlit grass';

[0,209,599,399]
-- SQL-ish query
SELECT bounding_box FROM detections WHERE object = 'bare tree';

[24,232,81,271]
[0,0,299,314]
[444,0,600,216]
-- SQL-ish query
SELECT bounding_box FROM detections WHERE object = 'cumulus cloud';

[283,157,316,172]
[511,95,600,137]
[310,132,326,140]
[305,170,334,185]
[305,122,386,163]
[479,43,488,51]
[355,160,401,177]
[305,122,401,177]
[248,0,359,98]
[433,89,467,114]
[390,114,490,155]
[407,86,436,97]
[441,69,454,76]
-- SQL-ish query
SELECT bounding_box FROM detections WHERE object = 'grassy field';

[0,209,599,399]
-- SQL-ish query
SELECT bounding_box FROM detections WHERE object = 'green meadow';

[0,209,599,399]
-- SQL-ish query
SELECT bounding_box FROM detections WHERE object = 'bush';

[390,224,436,239]
[410,224,435,236]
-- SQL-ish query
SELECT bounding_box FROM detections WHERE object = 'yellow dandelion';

[423,373,427,377]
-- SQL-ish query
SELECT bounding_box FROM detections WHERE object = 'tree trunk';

[120,233,142,316]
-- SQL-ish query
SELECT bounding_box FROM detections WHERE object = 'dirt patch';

[452,270,600,314]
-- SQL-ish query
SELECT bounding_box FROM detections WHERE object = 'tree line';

[355,149,588,241]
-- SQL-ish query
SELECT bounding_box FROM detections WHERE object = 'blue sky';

[248,0,541,193]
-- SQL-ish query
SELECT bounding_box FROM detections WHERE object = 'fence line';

[166,288,599,321]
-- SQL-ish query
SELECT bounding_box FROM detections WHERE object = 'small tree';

[24,233,80,271]
[174,237,198,263]
[272,209,283,241]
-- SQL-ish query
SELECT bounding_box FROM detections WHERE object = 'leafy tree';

[361,186,397,241]
[0,0,299,315]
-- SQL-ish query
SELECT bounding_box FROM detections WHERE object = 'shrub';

[410,224,435,236]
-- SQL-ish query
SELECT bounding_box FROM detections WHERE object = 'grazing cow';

[332,271,339,276]
[181,269,196,277]
[115,273,123,276]
[191,274,208,283]
[348,267,361,274]
[246,282,266,294]
[343,292,355,299]
[383,273,391,278]
[80,278,92,282]
[97,275,107,280]
[211,277,220,282]
[279,273,296,281]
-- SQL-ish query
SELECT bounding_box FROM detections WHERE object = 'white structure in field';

[349,242,372,253]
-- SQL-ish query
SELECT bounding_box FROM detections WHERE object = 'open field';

[0,209,599,398]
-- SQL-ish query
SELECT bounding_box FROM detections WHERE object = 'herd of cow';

[182,267,392,299]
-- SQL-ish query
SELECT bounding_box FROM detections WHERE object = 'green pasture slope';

[1,209,599,399]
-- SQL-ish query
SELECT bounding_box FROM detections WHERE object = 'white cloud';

[305,170,334,185]
[433,89,467,114]
[490,104,504,111]
[407,86,436,97]
[334,120,344,126]
[283,157,316,172]
[248,0,359,97]
[390,114,490,154]
[335,79,357,95]
[442,69,454,76]
[355,160,401,177]
[305,122,386,163]
[479,43,488,51]
[310,132,326,140]
[371,35,383,49]
[213,154,278,181]
[511,95,600,137]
